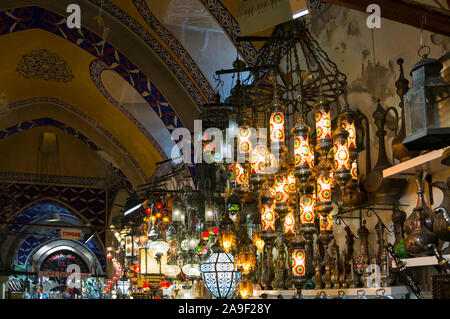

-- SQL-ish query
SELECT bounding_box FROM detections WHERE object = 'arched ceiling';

[0,28,162,184]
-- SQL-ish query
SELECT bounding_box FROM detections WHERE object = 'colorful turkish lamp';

[238,279,253,299]
[287,170,296,194]
[283,210,296,236]
[219,211,236,253]
[269,93,285,145]
[291,232,307,297]
[403,55,450,150]
[252,229,265,253]
[339,106,358,162]
[333,126,351,194]
[299,191,315,230]
[316,168,332,218]
[250,141,268,186]
[314,96,332,164]
[261,202,276,233]
[238,125,252,155]
[233,162,249,187]
[271,175,288,203]
[292,118,312,191]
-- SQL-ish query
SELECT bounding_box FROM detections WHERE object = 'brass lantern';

[236,231,256,275]
[219,211,236,253]
[403,56,450,150]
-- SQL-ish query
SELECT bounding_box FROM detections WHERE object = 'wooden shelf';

[252,286,409,298]
[383,148,446,179]
[392,254,450,268]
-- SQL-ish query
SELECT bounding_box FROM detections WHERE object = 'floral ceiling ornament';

[16,49,74,83]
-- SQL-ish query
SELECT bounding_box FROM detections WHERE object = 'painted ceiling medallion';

[16,49,74,83]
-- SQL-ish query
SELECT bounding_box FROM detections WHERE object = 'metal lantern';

[204,198,215,224]
[171,196,184,225]
[200,244,240,298]
[236,231,256,275]
[218,211,236,253]
[403,56,450,150]
[237,278,253,299]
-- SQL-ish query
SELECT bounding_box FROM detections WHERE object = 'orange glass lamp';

[299,190,315,234]
[316,168,332,219]
[269,93,285,145]
[333,126,351,194]
[218,211,236,253]
[291,232,307,298]
[236,233,256,275]
[233,162,248,187]
[238,125,252,155]
[283,209,295,236]
[339,105,358,162]
[250,141,268,186]
[271,174,289,218]
[261,202,276,232]
[292,118,312,191]
[314,96,332,164]
[238,278,253,299]
[252,229,265,253]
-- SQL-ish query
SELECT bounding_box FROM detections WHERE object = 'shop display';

[0,1,448,302]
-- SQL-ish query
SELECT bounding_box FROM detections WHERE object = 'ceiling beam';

[324,0,450,37]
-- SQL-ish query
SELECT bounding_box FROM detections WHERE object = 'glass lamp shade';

[148,238,170,256]
[139,247,161,274]
[270,111,285,144]
[238,126,252,154]
[182,263,201,278]
[252,230,265,253]
[238,279,253,299]
[319,211,334,231]
[219,230,236,253]
[316,170,332,206]
[163,264,181,278]
[339,109,357,152]
[291,247,306,278]
[205,198,215,222]
[315,100,332,141]
[287,170,296,193]
[293,120,312,168]
[351,160,358,181]
[333,127,351,171]
[250,143,268,175]
[200,249,240,298]
[234,162,248,185]
[236,240,256,275]
[171,197,183,222]
[283,211,295,235]
[403,57,450,150]
[300,193,315,225]
[219,212,236,253]
[261,203,276,232]
[271,175,289,203]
